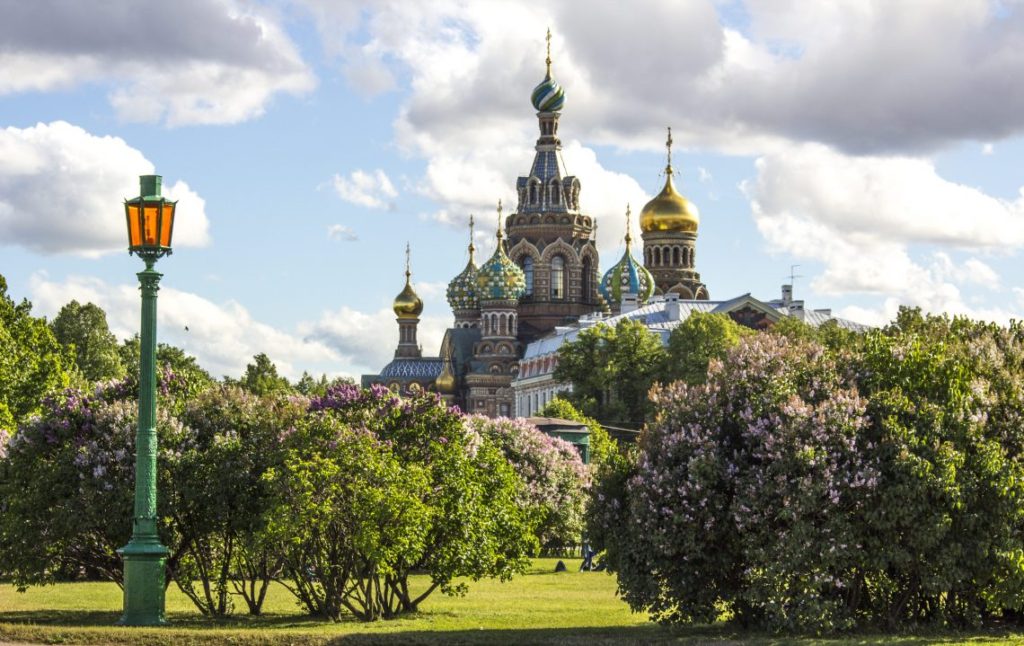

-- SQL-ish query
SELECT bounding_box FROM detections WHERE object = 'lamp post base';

[117,541,169,626]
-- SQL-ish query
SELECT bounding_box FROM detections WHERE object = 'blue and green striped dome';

[531,75,565,112]
[476,242,526,302]
[600,244,655,306]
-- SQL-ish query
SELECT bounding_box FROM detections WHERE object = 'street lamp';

[118,174,176,626]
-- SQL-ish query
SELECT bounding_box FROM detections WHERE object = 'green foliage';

[169,386,306,617]
[266,384,535,621]
[663,312,752,385]
[554,320,666,428]
[119,336,214,415]
[0,386,185,590]
[50,300,125,383]
[594,310,1024,632]
[0,274,72,426]
[236,353,293,396]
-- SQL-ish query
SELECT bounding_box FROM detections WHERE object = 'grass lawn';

[1,559,1023,645]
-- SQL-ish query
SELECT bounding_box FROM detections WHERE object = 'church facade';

[361,36,737,415]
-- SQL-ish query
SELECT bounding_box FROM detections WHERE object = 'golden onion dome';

[639,173,700,234]
[639,126,700,234]
[393,244,424,319]
[434,358,456,394]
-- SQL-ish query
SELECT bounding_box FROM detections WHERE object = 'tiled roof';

[378,358,444,379]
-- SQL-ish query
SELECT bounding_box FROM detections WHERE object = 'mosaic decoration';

[476,201,527,302]
[447,215,480,311]
[380,358,444,379]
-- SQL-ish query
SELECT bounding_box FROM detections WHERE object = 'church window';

[582,256,592,301]
[521,256,534,295]
[673,247,681,265]
[654,247,662,265]
[551,181,560,205]
[529,182,538,204]
[551,256,565,299]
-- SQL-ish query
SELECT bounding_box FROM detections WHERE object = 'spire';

[665,126,674,175]
[405,242,412,283]
[496,199,504,245]
[468,214,476,262]
[624,204,632,246]
[545,28,552,79]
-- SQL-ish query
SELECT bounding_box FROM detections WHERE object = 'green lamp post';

[118,174,177,626]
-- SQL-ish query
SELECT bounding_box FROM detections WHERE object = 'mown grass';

[1,559,1023,645]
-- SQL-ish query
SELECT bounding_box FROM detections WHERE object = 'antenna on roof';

[786,264,802,288]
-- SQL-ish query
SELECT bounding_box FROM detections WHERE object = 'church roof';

[378,358,443,379]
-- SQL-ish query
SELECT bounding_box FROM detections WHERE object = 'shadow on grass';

[0,608,353,629]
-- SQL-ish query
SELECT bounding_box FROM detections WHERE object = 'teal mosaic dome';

[531,74,565,112]
[600,243,655,306]
[476,241,526,302]
[447,258,479,311]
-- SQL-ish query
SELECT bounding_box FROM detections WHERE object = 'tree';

[465,415,590,550]
[119,337,214,416]
[237,353,292,396]
[663,312,751,385]
[0,274,72,427]
[594,316,1024,632]
[169,386,306,616]
[554,319,666,427]
[50,300,125,383]
[267,384,536,621]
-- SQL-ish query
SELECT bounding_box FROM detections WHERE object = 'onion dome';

[600,206,655,305]
[530,29,565,112]
[435,357,456,394]
[476,201,526,302]
[447,216,479,311]
[393,244,423,319]
[640,127,700,234]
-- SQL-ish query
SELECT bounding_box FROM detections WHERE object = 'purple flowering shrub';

[595,313,1024,632]
[0,387,184,589]
[464,415,590,551]
[268,383,535,621]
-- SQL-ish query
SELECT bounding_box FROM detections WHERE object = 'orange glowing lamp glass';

[124,175,176,259]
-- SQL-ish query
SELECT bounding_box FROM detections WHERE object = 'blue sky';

[1,0,1023,379]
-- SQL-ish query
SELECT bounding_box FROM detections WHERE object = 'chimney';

[665,292,681,321]
[781,284,793,306]
[621,292,639,314]
[788,300,805,318]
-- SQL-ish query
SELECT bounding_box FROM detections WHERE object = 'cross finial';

[624,204,632,246]
[468,214,476,259]
[496,199,504,243]
[545,28,552,78]
[405,242,411,281]
[666,126,673,173]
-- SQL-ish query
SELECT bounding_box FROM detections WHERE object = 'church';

[361,34,860,416]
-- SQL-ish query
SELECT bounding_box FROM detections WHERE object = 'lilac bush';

[464,415,590,551]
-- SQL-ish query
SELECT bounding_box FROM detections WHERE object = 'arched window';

[529,182,538,204]
[654,247,662,265]
[673,247,681,265]
[582,256,592,302]
[551,256,565,300]
[521,256,534,295]
[550,181,560,205]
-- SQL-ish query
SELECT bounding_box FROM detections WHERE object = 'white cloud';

[0,122,211,257]
[332,169,398,210]
[327,224,358,241]
[300,306,450,377]
[0,0,314,126]
[29,273,343,380]
[983,143,995,155]
[963,258,1000,290]
[746,142,1024,322]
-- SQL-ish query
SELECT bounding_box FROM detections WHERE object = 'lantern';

[125,175,176,258]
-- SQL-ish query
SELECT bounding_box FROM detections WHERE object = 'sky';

[2,0,1024,381]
